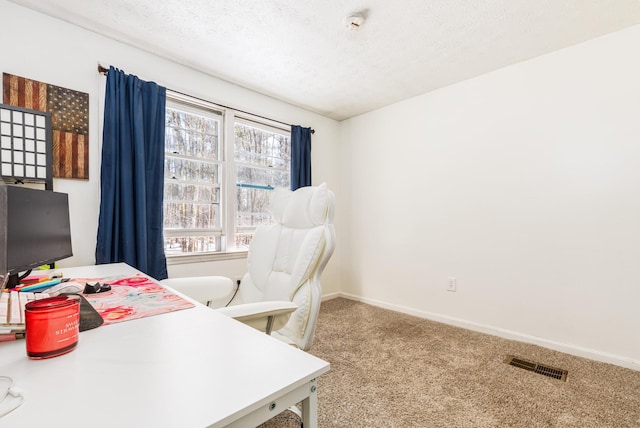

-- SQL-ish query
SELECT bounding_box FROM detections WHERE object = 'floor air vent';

[505,355,568,382]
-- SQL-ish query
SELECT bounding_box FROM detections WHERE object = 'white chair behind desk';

[161,183,336,351]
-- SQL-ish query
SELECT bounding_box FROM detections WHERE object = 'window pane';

[164,236,220,255]
[236,165,289,188]
[234,122,290,170]
[166,107,219,159]
[164,202,219,229]
[164,182,218,204]
[236,187,273,228]
[235,233,254,250]
[165,156,219,184]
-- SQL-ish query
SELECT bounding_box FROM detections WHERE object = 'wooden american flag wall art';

[2,73,89,180]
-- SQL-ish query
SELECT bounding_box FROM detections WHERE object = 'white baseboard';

[322,292,640,372]
[321,292,342,302]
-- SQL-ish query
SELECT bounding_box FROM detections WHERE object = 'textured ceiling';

[8,0,640,120]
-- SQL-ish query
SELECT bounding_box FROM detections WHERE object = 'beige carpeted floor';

[262,297,640,428]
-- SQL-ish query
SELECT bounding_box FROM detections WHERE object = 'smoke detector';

[345,13,365,30]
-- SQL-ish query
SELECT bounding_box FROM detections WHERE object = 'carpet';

[261,297,640,427]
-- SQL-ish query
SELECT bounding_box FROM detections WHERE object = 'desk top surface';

[0,264,329,427]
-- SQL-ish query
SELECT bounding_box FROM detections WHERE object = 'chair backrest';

[231,183,335,350]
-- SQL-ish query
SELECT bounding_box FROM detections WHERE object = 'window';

[162,94,290,260]
[163,100,222,256]
[234,119,290,249]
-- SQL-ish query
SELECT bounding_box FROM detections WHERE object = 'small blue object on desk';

[15,279,62,293]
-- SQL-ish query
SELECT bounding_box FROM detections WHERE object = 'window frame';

[164,98,224,258]
[232,115,291,250]
[164,92,291,265]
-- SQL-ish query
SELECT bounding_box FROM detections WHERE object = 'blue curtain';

[95,67,168,280]
[291,125,312,190]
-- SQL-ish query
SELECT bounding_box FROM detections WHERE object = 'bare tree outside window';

[234,122,290,248]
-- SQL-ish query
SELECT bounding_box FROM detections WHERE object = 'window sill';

[166,250,248,266]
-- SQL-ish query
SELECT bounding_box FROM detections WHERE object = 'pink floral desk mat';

[75,275,194,325]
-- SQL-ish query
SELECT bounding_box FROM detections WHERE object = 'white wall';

[340,25,640,369]
[0,0,342,294]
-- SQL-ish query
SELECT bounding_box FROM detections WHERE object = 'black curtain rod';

[98,65,314,134]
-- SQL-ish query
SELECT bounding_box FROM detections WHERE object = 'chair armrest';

[217,301,297,334]
[160,276,234,306]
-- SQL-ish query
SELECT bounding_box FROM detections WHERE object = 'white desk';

[0,263,329,427]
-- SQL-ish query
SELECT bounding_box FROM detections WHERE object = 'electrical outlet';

[447,277,457,292]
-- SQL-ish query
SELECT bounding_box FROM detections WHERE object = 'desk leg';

[301,378,318,428]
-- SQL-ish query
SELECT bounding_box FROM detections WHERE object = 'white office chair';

[162,183,335,351]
